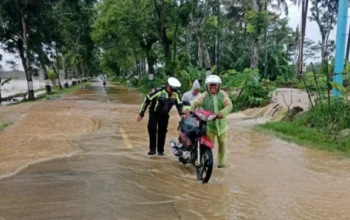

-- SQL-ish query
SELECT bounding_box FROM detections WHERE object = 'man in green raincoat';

[184,75,232,168]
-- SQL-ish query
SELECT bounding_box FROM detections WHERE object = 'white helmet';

[205,75,222,91]
[167,77,181,90]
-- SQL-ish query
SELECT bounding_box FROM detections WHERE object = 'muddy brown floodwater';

[0,80,349,220]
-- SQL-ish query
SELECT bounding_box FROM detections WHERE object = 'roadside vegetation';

[0,122,11,133]
[261,63,350,154]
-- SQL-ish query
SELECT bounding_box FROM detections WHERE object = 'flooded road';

[0,81,350,220]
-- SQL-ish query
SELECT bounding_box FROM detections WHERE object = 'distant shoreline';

[0,70,30,80]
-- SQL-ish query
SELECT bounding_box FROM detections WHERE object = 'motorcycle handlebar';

[188,111,219,121]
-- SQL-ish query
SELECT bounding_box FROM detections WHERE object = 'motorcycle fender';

[200,136,214,149]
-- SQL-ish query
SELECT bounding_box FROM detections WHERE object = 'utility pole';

[333,0,348,97]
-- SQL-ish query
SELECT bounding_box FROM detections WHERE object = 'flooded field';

[0,81,349,220]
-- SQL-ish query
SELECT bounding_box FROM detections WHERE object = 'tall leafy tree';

[309,0,338,68]
[0,0,58,100]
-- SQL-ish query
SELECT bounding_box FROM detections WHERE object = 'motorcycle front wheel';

[196,147,213,183]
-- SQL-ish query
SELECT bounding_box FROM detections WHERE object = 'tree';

[309,0,338,73]
[0,0,61,100]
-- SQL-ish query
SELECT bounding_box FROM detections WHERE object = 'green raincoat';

[185,90,233,136]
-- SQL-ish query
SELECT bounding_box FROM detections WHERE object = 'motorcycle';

[170,106,218,183]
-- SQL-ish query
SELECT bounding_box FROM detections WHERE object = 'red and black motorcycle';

[170,109,217,183]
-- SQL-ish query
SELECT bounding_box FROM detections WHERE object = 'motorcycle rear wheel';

[196,147,213,183]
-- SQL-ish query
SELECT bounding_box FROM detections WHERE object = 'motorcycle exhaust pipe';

[170,140,179,156]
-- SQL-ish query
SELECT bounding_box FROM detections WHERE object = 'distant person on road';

[137,77,184,156]
[184,75,232,168]
[182,79,201,106]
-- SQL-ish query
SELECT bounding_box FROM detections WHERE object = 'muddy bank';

[235,88,312,121]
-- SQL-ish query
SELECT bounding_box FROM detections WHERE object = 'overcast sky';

[0,5,347,71]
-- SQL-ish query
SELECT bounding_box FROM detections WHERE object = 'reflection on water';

[0,81,349,219]
[1,79,43,97]
[1,78,73,97]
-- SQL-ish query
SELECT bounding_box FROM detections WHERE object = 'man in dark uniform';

[137,77,183,156]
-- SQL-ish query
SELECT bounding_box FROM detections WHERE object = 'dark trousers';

[147,113,170,153]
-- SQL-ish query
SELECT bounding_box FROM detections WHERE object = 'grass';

[0,122,12,133]
[111,77,152,94]
[258,123,350,154]
[40,82,89,97]
[259,99,350,155]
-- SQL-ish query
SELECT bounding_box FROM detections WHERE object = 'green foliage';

[297,100,350,133]
[0,77,11,87]
[246,10,268,36]
[0,122,12,133]
[263,99,350,153]
[298,72,328,91]
[342,61,350,87]
[221,68,276,111]
[177,66,205,92]
[275,75,298,88]
[48,69,56,86]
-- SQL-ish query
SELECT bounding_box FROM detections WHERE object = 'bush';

[221,68,276,111]
[297,72,328,91]
[263,99,350,153]
[48,69,56,86]
[294,99,350,133]
[275,75,299,88]
[176,65,206,92]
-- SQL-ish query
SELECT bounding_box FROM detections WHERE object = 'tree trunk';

[173,23,179,60]
[186,27,191,61]
[143,59,146,74]
[263,1,268,78]
[146,51,155,81]
[62,55,69,88]
[115,64,121,77]
[51,65,62,89]
[197,36,203,70]
[249,0,260,70]
[54,47,63,87]
[72,64,78,86]
[250,38,259,69]
[19,8,35,101]
[42,64,51,94]
[162,32,171,74]
[80,61,85,83]
[203,41,212,77]
[156,0,172,75]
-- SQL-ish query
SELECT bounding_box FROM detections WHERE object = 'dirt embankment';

[229,88,312,121]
